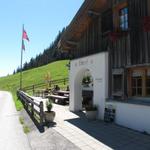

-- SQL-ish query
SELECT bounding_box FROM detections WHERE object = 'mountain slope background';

[15,28,69,74]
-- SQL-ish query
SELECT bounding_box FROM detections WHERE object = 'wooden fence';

[22,77,69,95]
[17,90,44,131]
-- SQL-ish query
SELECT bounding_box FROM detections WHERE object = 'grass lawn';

[0,60,69,111]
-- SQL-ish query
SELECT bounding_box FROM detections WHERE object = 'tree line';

[14,28,69,74]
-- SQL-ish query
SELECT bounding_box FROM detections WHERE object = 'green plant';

[46,100,53,112]
[19,117,24,124]
[82,75,92,84]
[23,125,30,134]
[19,116,30,134]
[85,105,97,111]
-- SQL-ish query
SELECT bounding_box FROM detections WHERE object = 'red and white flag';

[22,28,29,41]
[22,26,29,50]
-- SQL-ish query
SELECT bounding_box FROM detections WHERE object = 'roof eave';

[59,0,108,51]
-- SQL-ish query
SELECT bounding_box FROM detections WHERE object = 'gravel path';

[0,91,31,150]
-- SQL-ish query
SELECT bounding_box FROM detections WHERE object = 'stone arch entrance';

[69,52,108,120]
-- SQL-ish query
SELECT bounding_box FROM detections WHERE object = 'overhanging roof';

[59,0,107,51]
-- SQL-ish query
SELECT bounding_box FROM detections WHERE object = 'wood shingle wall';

[129,0,149,65]
[69,0,150,98]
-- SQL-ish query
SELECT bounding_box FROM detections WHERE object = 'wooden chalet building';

[59,0,150,133]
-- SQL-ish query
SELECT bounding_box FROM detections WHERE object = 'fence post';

[49,81,51,88]
[39,101,44,127]
[31,100,34,116]
[33,85,35,95]
[26,98,29,111]
[64,78,66,85]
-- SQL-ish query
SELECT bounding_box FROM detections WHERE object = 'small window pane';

[121,24,124,30]
[125,14,128,21]
[147,88,150,95]
[121,9,124,15]
[137,78,142,87]
[125,23,128,30]
[124,8,128,14]
[137,88,142,96]
[120,16,124,22]
[113,75,122,92]
[146,78,150,87]
[132,88,136,96]
[132,79,136,87]
[132,76,142,96]
[119,7,128,31]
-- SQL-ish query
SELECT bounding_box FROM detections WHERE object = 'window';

[132,77,142,96]
[128,68,150,97]
[114,75,122,92]
[119,7,128,31]
[113,2,128,31]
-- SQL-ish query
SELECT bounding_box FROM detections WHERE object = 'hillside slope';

[0,60,69,110]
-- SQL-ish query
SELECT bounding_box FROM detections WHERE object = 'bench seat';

[47,94,68,105]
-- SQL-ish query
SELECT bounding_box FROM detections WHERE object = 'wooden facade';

[60,0,150,99]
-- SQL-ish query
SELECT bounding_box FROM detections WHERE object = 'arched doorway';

[69,52,109,120]
[69,68,93,112]
[82,69,94,109]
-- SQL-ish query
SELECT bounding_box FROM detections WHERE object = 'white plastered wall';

[69,52,108,120]
[106,101,150,134]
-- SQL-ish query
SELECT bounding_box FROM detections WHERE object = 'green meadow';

[0,60,69,110]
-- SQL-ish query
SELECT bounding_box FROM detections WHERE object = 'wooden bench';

[47,94,68,105]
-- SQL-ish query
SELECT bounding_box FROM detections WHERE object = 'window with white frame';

[119,7,128,31]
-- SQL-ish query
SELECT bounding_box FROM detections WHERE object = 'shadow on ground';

[65,111,150,150]
[45,122,57,128]
[20,109,80,150]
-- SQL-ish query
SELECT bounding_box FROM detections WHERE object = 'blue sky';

[0,0,83,77]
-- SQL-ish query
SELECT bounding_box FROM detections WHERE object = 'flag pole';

[20,24,24,89]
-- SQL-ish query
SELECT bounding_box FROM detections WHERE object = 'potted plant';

[44,99,55,122]
[82,75,92,87]
[85,105,98,120]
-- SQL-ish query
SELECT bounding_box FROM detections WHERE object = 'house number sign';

[75,58,94,67]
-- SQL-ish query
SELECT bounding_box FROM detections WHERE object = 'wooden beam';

[88,10,100,17]
[67,41,77,46]
[127,69,132,97]
[148,0,150,15]
[57,40,61,49]
[64,45,73,50]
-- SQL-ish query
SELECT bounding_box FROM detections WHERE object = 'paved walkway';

[53,104,150,150]
[0,91,31,150]
[21,109,80,150]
